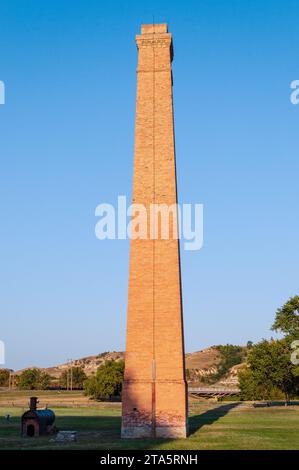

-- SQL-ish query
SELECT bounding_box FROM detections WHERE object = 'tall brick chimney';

[121,24,188,438]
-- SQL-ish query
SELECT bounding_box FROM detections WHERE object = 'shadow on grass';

[0,415,170,450]
[188,402,240,436]
[253,401,299,408]
[54,415,121,440]
[1,404,241,449]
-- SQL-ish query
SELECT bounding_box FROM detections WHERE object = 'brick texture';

[121,24,188,439]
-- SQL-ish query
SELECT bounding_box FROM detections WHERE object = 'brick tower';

[121,24,187,439]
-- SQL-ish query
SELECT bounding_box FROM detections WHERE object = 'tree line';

[0,361,125,401]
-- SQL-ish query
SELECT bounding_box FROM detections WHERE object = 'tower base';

[121,425,187,439]
[121,380,188,439]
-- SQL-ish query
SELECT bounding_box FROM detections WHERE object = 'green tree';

[84,360,124,400]
[17,369,51,390]
[238,339,298,401]
[0,369,10,387]
[238,367,285,401]
[272,296,299,338]
[39,371,51,390]
[60,367,87,389]
[238,367,261,400]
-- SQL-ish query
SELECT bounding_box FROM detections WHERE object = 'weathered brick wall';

[121,24,187,439]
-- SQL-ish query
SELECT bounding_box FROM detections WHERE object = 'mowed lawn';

[0,394,299,450]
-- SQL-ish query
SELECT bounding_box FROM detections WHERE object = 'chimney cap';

[140,24,168,35]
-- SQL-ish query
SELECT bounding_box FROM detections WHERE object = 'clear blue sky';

[1,0,298,370]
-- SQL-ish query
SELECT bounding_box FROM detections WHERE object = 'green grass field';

[0,391,298,450]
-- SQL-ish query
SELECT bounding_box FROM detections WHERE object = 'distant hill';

[14,346,247,387]
[15,351,124,379]
[186,345,247,387]
[186,347,222,373]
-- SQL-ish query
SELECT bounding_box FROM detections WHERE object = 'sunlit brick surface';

[121,24,187,439]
